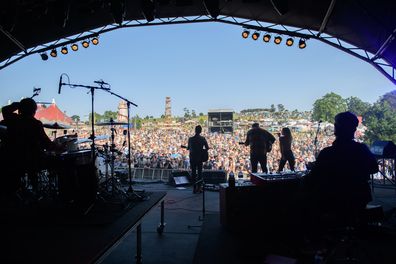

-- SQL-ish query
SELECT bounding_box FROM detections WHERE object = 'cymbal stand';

[100,88,143,201]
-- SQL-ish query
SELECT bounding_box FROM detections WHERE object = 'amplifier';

[202,170,227,184]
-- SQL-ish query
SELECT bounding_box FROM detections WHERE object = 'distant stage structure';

[208,109,234,134]
[117,100,128,123]
[165,96,172,118]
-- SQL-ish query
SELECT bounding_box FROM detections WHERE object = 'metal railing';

[115,167,187,182]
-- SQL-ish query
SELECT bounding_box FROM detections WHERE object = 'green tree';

[312,92,347,122]
[364,100,396,145]
[89,112,102,124]
[346,96,371,116]
[71,115,80,123]
[132,115,142,129]
[183,107,190,118]
[102,110,117,121]
[191,110,197,118]
[277,104,285,113]
[270,104,276,113]
[380,90,396,110]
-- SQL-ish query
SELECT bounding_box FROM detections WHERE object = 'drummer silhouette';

[1,98,59,198]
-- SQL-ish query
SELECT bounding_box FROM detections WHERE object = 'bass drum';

[57,149,98,208]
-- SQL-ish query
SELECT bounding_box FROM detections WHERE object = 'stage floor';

[2,182,396,264]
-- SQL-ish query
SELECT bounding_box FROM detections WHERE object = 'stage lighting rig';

[286,38,294,46]
[50,49,57,57]
[299,38,307,49]
[61,46,68,55]
[274,36,282,44]
[71,43,78,51]
[242,30,250,39]
[263,34,271,42]
[40,53,48,61]
[91,36,99,45]
[82,40,90,48]
[252,32,260,41]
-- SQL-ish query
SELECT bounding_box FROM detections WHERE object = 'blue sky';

[0,22,394,120]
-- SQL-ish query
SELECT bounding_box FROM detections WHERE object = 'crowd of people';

[66,124,338,175]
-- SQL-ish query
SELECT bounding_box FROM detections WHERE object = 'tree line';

[312,91,396,144]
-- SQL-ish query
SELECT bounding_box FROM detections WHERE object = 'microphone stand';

[60,80,110,158]
[59,80,111,214]
[100,88,143,201]
[313,121,322,159]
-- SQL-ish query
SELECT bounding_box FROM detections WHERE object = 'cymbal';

[96,121,128,126]
[75,135,110,144]
[0,125,7,131]
[43,122,70,129]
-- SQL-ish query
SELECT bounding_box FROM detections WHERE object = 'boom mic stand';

[98,87,144,201]
[59,76,111,214]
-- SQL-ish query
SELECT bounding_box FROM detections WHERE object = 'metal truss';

[1,15,395,86]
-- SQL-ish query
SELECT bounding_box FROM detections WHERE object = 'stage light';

[299,38,307,49]
[274,36,282,44]
[242,30,250,39]
[71,43,78,51]
[61,46,68,55]
[252,32,260,41]
[82,40,89,48]
[263,34,271,42]
[50,49,57,57]
[91,37,99,45]
[286,38,294,46]
[40,53,48,61]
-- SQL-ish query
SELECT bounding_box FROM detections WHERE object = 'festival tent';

[35,100,73,125]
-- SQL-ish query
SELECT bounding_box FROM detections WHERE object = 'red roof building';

[35,100,73,125]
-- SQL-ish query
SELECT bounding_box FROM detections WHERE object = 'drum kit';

[39,119,130,209]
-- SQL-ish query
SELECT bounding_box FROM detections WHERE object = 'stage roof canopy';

[1,0,396,84]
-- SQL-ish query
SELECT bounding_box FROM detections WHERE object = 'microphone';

[94,80,109,86]
[58,75,62,94]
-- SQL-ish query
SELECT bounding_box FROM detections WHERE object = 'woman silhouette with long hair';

[278,127,295,172]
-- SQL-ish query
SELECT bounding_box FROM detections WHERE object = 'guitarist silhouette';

[181,125,209,193]
[241,123,275,173]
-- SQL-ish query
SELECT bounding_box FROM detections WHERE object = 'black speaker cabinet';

[202,170,227,184]
[370,141,396,158]
[168,170,191,186]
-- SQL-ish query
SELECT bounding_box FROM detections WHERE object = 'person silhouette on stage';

[278,127,295,172]
[243,123,275,173]
[303,111,379,232]
[1,98,58,198]
[186,125,209,194]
